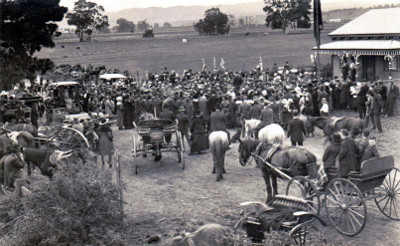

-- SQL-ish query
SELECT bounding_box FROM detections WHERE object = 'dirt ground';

[112,112,400,245]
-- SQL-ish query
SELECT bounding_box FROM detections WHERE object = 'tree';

[137,20,150,31]
[154,23,159,29]
[194,8,230,36]
[98,26,111,34]
[228,14,236,27]
[263,0,311,33]
[0,0,67,90]
[116,18,135,33]
[163,22,172,28]
[66,0,109,42]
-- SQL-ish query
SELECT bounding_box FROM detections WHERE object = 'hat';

[99,118,109,126]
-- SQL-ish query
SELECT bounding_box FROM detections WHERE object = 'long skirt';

[190,132,209,153]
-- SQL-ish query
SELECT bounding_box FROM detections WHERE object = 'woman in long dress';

[96,118,114,167]
[189,111,209,154]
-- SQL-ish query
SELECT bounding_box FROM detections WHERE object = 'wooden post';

[116,151,124,218]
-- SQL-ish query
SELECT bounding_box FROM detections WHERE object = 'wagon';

[131,118,185,174]
[36,124,90,151]
[252,153,400,237]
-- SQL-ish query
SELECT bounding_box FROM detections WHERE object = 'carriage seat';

[349,155,394,181]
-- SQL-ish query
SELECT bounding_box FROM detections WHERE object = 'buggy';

[250,152,400,237]
[131,118,185,174]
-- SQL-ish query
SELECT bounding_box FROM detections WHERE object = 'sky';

[59,0,400,12]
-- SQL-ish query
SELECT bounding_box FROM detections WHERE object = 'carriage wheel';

[325,178,367,236]
[132,135,138,175]
[234,212,265,244]
[176,131,185,169]
[375,168,400,221]
[286,176,321,215]
[47,126,89,151]
[290,222,327,246]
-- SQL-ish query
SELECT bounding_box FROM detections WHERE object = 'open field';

[37,26,335,77]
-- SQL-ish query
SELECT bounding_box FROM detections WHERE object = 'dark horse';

[306,116,366,136]
[238,139,317,202]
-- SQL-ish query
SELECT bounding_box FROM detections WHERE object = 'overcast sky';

[59,0,400,12]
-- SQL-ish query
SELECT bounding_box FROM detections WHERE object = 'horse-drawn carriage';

[131,118,185,174]
[248,151,400,237]
[1,95,42,123]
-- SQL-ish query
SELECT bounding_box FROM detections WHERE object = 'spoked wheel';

[176,131,185,169]
[47,126,89,151]
[234,212,265,244]
[325,178,367,236]
[286,176,321,215]
[290,222,327,246]
[131,135,138,175]
[375,168,400,221]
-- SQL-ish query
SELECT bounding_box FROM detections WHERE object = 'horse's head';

[238,139,259,167]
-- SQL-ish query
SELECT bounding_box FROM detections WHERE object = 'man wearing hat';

[287,109,306,146]
[337,129,358,176]
[209,104,230,144]
[238,97,251,137]
[386,81,399,117]
[176,106,191,150]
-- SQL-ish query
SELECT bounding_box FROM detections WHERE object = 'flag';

[220,57,225,70]
[259,55,263,71]
[213,57,217,71]
[201,58,206,71]
[313,0,323,47]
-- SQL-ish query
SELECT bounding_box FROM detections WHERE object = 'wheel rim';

[286,176,321,215]
[375,168,400,221]
[48,127,89,150]
[291,223,326,246]
[325,178,367,236]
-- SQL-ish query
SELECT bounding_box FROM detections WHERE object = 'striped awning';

[313,40,400,56]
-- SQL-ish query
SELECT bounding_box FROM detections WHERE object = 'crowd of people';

[0,62,399,174]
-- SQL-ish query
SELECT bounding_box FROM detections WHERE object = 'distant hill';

[57,0,400,28]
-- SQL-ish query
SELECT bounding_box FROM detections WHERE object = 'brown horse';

[238,139,317,202]
[306,116,366,136]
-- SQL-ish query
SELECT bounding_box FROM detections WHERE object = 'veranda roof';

[329,7,400,37]
[313,40,400,56]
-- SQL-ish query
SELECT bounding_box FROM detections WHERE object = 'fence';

[113,149,124,219]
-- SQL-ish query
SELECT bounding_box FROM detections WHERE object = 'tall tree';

[116,18,135,33]
[194,8,230,36]
[163,22,172,28]
[137,20,150,31]
[263,0,311,33]
[66,0,109,42]
[0,0,67,90]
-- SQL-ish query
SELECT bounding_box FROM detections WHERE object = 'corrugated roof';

[315,40,400,50]
[329,8,400,36]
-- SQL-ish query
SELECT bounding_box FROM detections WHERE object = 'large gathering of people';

[0,61,399,178]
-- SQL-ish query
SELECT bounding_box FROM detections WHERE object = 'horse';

[3,123,38,137]
[209,131,229,181]
[306,116,366,136]
[238,139,317,202]
[258,123,285,145]
[244,119,261,138]
[0,131,34,159]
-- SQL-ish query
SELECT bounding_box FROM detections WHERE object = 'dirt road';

[114,115,400,245]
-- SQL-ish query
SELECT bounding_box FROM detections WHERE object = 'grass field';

[37,26,333,77]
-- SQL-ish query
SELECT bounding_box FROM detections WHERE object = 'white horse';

[244,119,261,138]
[258,123,285,145]
[209,131,229,181]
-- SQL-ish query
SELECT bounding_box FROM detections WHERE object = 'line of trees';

[194,8,231,35]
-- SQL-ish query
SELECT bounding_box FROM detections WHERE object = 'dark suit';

[260,108,273,125]
[369,94,383,132]
[287,118,306,146]
[209,110,230,141]
[360,145,379,163]
[250,104,262,120]
[159,109,175,121]
[338,137,358,176]
[322,142,341,168]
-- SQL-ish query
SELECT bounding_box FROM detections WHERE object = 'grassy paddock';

[37,27,332,77]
